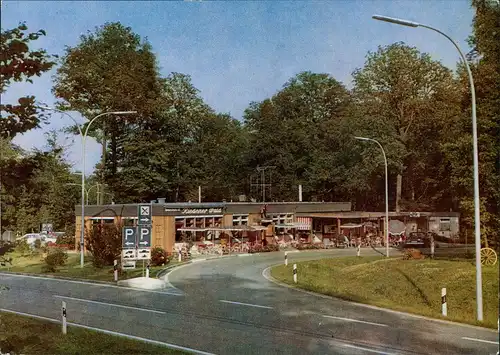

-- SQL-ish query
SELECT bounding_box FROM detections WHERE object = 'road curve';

[1,249,498,355]
[166,249,499,355]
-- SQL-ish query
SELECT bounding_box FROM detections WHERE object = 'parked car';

[404,232,431,248]
[16,233,42,245]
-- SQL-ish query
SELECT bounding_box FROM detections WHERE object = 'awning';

[296,217,311,230]
[177,227,207,232]
[207,225,254,232]
[250,226,268,231]
[389,220,406,235]
[340,223,363,229]
[275,224,297,229]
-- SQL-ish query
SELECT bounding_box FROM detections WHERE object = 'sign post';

[62,301,67,334]
[113,259,118,281]
[120,203,152,271]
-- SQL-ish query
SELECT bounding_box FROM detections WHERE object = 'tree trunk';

[396,174,402,212]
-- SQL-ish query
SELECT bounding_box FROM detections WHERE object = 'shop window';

[233,215,249,226]
[439,218,451,231]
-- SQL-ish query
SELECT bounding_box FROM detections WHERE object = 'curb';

[0,271,115,285]
[262,265,497,333]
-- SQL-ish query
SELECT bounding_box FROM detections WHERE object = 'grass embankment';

[0,312,184,354]
[271,256,499,328]
[0,251,175,282]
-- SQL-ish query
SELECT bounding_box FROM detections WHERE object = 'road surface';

[1,249,498,354]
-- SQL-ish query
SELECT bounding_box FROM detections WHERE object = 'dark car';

[404,232,431,248]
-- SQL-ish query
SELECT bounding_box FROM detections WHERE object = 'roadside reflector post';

[285,251,288,266]
[146,262,150,278]
[178,249,182,262]
[357,244,361,257]
[293,263,297,283]
[113,259,118,281]
[62,301,67,334]
[441,288,447,316]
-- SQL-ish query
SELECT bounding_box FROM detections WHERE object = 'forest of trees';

[0,0,498,246]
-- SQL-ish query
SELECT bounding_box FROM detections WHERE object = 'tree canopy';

[1,2,498,248]
[0,23,57,138]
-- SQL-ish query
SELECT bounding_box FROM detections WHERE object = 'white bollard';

[178,250,182,262]
[113,259,118,282]
[293,264,297,283]
[146,262,150,278]
[285,251,288,266]
[441,288,447,316]
[357,244,361,257]
[62,301,67,334]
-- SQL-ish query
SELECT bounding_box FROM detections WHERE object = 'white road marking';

[0,272,183,296]
[262,267,498,334]
[54,295,166,315]
[342,343,397,355]
[219,300,273,309]
[323,315,388,327]
[462,337,499,345]
[0,308,215,355]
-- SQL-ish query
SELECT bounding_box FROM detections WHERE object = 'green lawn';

[0,251,175,282]
[0,312,185,354]
[271,256,499,328]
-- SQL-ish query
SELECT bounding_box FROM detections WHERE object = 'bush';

[249,243,279,253]
[33,239,42,249]
[402,248,424,260]
[296,243,325,250]
[14,240,30,255]
[151,247,170,266]
[56,234,75,249]
[43,248,68,272]
[85,224,121,267]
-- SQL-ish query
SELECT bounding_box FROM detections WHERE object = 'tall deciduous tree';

[0,132,79,235]
[244,71,352,202]
[352,42,461,212]
[0,23,57,138]
[53,22,163,202]
[443,0,500,247]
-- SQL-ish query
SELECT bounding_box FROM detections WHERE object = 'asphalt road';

[1,248,498,355]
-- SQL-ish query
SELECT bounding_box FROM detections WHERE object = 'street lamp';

[372,14,484,322]
[354,136,389,257]
[36,106,137,268]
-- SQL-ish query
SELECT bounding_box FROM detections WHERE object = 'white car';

[16,233,42,245]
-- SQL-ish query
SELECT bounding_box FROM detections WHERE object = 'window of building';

[439,218,451,231]
[233,214,249,226]
[269,213,293,225]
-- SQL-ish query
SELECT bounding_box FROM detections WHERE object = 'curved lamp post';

[36,106,136,268]
[372,14,483,321]
[354,136,389,257]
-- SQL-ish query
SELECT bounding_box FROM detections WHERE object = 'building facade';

[75,201,459,252]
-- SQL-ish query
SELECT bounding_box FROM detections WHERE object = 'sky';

[1,0,474,175]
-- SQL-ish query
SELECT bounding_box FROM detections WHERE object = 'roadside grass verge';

[0,251,176,282]
[271,256,499,328]
[0,311,185,354]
